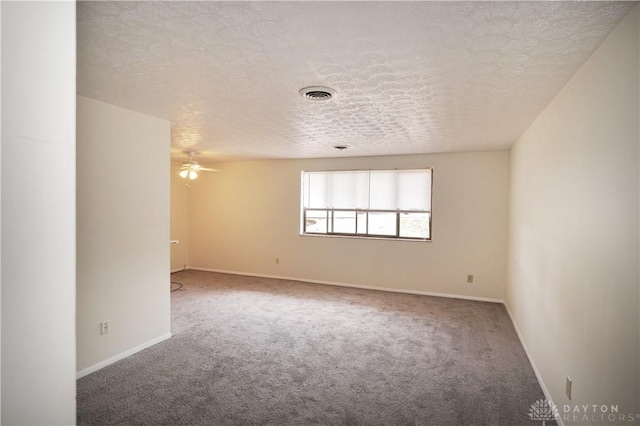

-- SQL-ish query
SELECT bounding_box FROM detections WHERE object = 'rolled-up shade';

[303,169,431,211]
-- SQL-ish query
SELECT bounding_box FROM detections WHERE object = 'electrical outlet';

[467,274,474,283]
[566,376,572,400]
[100,321,110,335]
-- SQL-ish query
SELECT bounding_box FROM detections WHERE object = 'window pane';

[399,212,430,239]
[397,170,431,210]
[302,169,433,240]
[368,212,397,236]
[333,211,356,234]
[369,171,396,210]
[306,171,369,209]
[305,210,327,233]
[357,212,367,234]
[305,169,431,210]
[368,169,431,211]
[328,172,369,209]
[307,173,328,208]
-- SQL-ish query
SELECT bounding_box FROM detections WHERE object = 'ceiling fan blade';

[198,167,219,173]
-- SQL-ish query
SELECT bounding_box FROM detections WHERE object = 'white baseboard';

[504,303,563,426]
[76,332,172,379]
[187,266,504,304]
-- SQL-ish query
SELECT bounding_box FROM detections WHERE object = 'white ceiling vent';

[299,86,336,101]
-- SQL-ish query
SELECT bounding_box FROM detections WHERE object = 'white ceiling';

[77,1,634,163]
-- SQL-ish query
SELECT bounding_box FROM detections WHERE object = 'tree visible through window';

[301,168,432,240]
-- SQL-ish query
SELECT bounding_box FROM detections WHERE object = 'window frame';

[300,168,433,242]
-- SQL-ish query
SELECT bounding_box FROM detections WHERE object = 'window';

[301,168,432,241]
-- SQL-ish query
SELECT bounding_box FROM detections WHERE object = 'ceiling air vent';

[299,86,336,101]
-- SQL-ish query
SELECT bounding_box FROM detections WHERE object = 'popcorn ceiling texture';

[77,2,633,161]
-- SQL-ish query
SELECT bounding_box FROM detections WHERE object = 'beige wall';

[507,5,639,417]
[77,96,171,374]
[188,151,509,301]
[170,173,190,271]
[1,2,77,424]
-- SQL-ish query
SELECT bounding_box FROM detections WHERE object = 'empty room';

[2,1,639,425]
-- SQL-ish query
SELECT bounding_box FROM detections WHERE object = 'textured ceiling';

[77,1,634,163]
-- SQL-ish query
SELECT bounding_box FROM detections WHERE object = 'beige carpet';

[77,270,550,425]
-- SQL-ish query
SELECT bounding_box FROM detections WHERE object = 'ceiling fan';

[175,151,218,180]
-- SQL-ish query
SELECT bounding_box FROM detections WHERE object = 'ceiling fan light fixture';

[177,151,219,179]
[179,167,199,180]
[299,86,336,101]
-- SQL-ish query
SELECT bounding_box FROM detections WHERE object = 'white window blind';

[303,169,431,211]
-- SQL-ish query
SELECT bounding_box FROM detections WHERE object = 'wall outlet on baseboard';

[566,376,572,400]
[100,320,110,335]
[466,274,474,283]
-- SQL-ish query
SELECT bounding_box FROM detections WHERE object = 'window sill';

[299,233,432,243]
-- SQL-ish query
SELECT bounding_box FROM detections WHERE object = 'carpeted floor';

[77,270,550,425]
